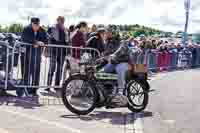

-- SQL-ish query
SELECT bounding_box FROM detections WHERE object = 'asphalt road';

[0,69,199,133]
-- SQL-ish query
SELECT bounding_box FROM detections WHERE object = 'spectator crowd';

[1,16,200,96]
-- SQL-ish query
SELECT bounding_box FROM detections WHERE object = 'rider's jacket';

[110,40,129,64]
[104,37,120,56]
[111,40,142,65]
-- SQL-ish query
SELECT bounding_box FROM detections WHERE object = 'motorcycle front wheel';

[127,80,149,112]
[61,74,98,115]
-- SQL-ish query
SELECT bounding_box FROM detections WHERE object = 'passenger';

[103,38,141,106]
[104,28,120,56]
[87,28,106,55]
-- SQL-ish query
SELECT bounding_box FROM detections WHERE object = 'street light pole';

[28,16,30,24]
[183,0,191,46]
[184,8,189,33]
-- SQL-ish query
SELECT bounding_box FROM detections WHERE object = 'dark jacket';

[48,25,68,45]
[111,41,143,64]
[72,30,85,47]
[71,30,86,59]
[104,37,120,56]
[87,34,105,54]
[48,25,68,57]
[21,25,48,57]
[111,41,129,64]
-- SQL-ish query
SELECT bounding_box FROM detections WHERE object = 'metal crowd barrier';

[1,40,200,96]
[146,48,200,72]
[0,41,100,93]
[0,41,13,90]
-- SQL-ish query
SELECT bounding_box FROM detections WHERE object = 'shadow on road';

[40,91,61,98]
[60,111,153,125]
[0,94,43,109]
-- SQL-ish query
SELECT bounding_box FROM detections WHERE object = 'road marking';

[0,128,12,133]
[133,113,144,133]
[1,72,168,133]
[1,108,84,133]
[133,73,167,133]
[150,73,167,82]
[163,119,175,125]
[3,97,40,106]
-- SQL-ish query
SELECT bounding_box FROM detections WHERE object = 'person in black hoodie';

[87,28,106,55]
[104,29,120,56]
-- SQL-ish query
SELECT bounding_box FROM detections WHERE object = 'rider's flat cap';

[31,17,40,24]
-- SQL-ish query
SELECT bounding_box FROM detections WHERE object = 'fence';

[0,41,100,94]
[1,40,200,95]
[146,48,200,72]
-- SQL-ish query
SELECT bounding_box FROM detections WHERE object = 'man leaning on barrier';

[21,17,48,97]
[45,16,68,92]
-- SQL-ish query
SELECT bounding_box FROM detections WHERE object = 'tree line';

[0,24,24,33]
[0,23,171,37]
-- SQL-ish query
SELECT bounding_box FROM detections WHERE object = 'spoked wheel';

[61,74,98,115]
[127,80,149,112]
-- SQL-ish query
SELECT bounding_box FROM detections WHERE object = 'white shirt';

[34,32,37,37]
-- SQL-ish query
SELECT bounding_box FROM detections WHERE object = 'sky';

[0,0,199,33]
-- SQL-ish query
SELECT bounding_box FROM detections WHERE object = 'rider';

[103,37,141,106]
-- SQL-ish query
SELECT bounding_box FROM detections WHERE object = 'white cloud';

[144,0,200,33]
[0,0,199,33]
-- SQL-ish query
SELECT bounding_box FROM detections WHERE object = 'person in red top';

[71,21,88,58]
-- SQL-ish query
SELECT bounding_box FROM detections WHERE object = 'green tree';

[132,28,148,37]
[2,26,9,33]
[8,23,23,33]
[134,24,140,28]
[0,25,2,32]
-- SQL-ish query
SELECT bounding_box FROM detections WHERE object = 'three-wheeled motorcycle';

[61,54,151,115]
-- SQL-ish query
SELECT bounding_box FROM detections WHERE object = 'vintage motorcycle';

[61,54,151,115]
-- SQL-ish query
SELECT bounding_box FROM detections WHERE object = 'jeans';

[104,63,128,91]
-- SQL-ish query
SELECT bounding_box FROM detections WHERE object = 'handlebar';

[79,56,109,71]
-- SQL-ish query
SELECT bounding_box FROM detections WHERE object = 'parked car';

[3,33,20,41]
[0,33,5,41]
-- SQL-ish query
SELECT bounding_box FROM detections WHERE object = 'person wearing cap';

[21,17,48,96]
[87,28,106,55]
[45,16,68,92]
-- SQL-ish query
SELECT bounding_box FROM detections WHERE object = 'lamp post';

[28,16,30,24]
[183,0,191,46]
